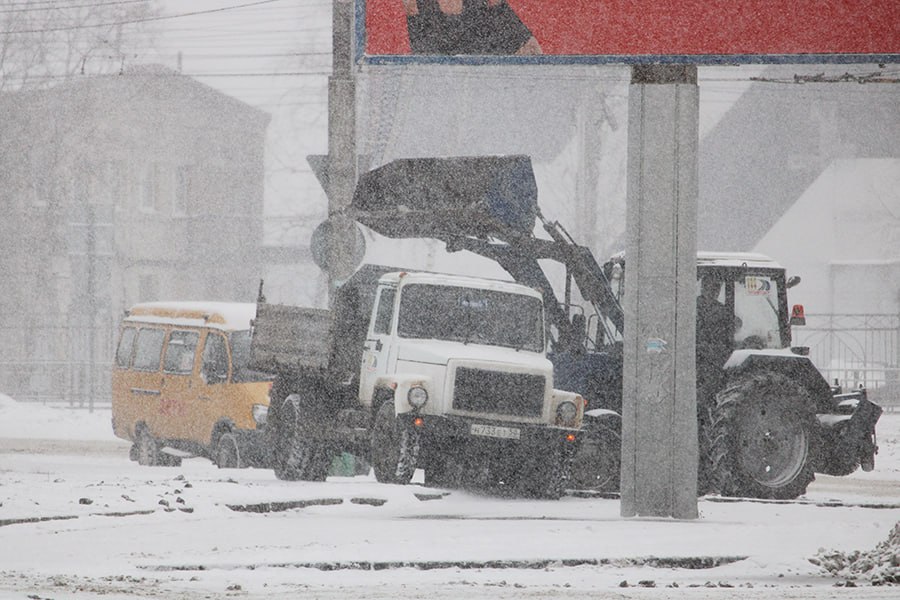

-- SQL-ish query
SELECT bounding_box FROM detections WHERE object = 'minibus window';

[202,333,229,384]
[229,330,251,371]
[133,328,165,372]
[115,327,137,368]
[163,330,199,374]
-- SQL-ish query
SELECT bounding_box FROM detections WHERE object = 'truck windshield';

[733,274,783,349]
[397,284,544,352]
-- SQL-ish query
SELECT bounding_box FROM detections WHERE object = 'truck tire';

[710,373,817,500]
[570,421,621,493]
[273,398,329,482]
[371,403,419,484]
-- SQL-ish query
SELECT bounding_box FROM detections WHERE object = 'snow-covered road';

[1,396,898,599]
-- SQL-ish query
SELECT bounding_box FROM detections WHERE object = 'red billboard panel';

[362,1,900,63]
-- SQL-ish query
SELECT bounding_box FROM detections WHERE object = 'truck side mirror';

[786,275,801,289]
[790,304,806,326]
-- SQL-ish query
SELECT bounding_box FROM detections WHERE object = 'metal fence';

[3,313,898,411]
[0,360,112,408]
[793,313,900,409]
[0,323,113,409]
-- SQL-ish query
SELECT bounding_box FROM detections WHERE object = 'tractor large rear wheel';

[710,373,816,500]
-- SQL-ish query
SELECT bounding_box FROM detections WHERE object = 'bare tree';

[0,0,161,92]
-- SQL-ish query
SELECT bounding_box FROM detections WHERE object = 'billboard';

[360,1,900,64]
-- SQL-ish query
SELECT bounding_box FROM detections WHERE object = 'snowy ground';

[0,394,897,599]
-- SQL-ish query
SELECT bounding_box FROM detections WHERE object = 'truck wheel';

[371,403,419,484]
[519,449,569,500]
[570,422,621,493]
[214,432,242,469]
[273,399,329,482]
[711,373,817,500]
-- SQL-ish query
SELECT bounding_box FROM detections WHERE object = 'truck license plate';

[470,423,521,440]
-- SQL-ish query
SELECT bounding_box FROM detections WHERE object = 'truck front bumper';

[401,413,581,455]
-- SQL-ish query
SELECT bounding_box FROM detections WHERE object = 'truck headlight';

[556,401,578,427]
[407,386,428,409]
[252,404,268,426]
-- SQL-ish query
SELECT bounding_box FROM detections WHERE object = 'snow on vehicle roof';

[608,250,783,270]
[697,251,783,269]
[380,271,543,300]
[124,301,256,331]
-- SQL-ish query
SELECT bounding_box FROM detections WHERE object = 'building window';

[139,274,158,302]
[174,165,192,216]
[140,163,159,212]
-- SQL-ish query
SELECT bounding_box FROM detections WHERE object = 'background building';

[0,65,270,405]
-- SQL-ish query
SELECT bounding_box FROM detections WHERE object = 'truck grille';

[452,367,545,418]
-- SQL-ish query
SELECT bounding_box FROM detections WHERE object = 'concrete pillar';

[620,65,699,519]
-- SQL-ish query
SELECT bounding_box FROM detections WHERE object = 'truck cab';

[250,268,583,498]
[360,271,583,496]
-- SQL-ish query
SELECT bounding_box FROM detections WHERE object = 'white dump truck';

[249,266,584,498]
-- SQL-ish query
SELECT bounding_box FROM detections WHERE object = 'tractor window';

[734,275,782,349]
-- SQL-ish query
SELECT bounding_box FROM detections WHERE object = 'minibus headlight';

[407,386,428,409]
[252,404,268,426]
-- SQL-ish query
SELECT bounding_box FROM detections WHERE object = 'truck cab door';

[359,285,397,406]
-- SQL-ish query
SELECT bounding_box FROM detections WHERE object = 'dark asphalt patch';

[139,555,748,573]
[0,509,158,528]
[226,498,344,513]
[704,496,900,509]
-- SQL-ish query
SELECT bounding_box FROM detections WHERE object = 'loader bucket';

[351,155,538,239]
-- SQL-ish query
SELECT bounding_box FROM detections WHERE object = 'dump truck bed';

[249,265,407,382]
[249,303,332,373]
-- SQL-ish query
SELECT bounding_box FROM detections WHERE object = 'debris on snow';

[349,497,387,506]
[811,521,900,585]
